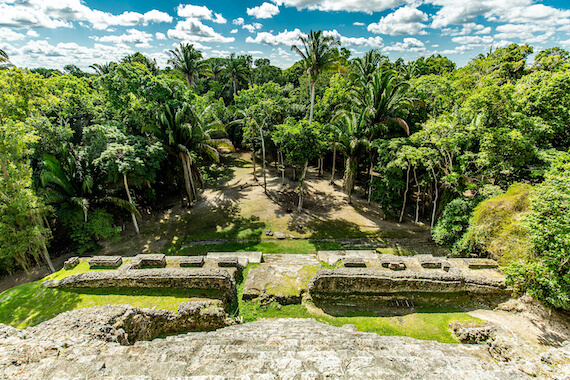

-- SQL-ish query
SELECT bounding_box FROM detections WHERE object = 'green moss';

[461,183,533,263]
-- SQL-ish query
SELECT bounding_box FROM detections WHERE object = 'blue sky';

[1,0,570,71]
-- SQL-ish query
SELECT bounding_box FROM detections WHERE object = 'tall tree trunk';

[185,74,192,88]
[414,168,420,224]
[33,214,55,273]
[252,149,257,180]
[259,125,267,194]
[279,151,285,183]
[430,167,439,229]
[309,78,315,125]
[297,160,309,212]
[40,238,55,273]
[343,156,357,204]
[399,165,411,223]
[0,160,8,181]
[330,143,336,185]
[123,173,140,235]
[367,161,374,204]
[186,154,198,199]
[180,152,194,205]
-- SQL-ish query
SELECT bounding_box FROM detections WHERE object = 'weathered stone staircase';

[2,316,527,379]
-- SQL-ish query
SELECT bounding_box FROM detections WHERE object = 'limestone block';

[207,251,263,267]
[88,256,122,269]
[341,257,366,268]
[317,250,377,266]
[464,258,499,269]
[180,256,205,267]
[416,254,443,269]
[379,255,406,271]
[217,257,240,268]
[131,253,166,269]
[63,257,80,270]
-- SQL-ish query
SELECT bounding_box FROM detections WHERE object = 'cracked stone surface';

[0,317,532,379]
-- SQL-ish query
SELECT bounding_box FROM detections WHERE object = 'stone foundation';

[43,268,236,300]
[309,268,509,305]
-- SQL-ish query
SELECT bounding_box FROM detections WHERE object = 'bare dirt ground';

[98,151,444,256]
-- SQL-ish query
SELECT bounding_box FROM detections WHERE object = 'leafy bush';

[507,154,570,309]
[58,206,120,253]
[431,198,476,253]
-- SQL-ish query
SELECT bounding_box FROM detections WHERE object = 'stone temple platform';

[0,313,529,379]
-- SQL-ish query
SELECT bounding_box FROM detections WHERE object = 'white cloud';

[155,32,166,40]
[243,23,263,33]
[277,47,291,56]
[0,27,26,41]
[230,29,238,34]
[367,6,428,36]
[0,0,172,30]
[247,2,280,19]
[26,30,39,38]
[167,18,235,43]
[451,35,493,45]
[12,39,136,69]
[176,4,226,24]
[494,23,555,43]
[442,23,490,36]
[143,9,173,24]
[248,50,264,54]
[428,0,570,29]
[213,13,227,24]
[177,4,213,19]
[273,0,407,14]
[383,37,425,52]
[246,28,305,46]
[233,18,245,26]
[324,29,383,47]
[353,22,365,26]
[91,28,154,49]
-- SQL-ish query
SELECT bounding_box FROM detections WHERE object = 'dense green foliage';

[1,39,569,310]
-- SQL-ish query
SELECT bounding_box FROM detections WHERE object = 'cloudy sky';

[1,0,570,71]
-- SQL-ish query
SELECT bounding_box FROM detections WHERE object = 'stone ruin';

[5,250,569,378]
[49,251,510,310]
[2,311,551,379]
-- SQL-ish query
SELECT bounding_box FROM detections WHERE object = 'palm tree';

[225,54,249,96]
[352,49,387,86]
[336,69,411,200]
[168,43,206,88]
[291,30,341,124]
[0,48,8,63]
[355,69,411,136]
[41,154,140,223]
[207,58,225,82]
[333,108,372,203]
[144,103,233,204]
[89,62,114,76]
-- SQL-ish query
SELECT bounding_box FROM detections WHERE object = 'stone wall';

[309,268,509,303]
[27,302,232,346]
[43,268,235,300]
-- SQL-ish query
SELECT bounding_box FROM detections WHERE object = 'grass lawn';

[0,261,216,329]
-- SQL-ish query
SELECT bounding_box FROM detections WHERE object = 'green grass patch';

[318,309,481,343]
[239,301,313,322]
[0,263,216,329]
[173,239,348,256]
